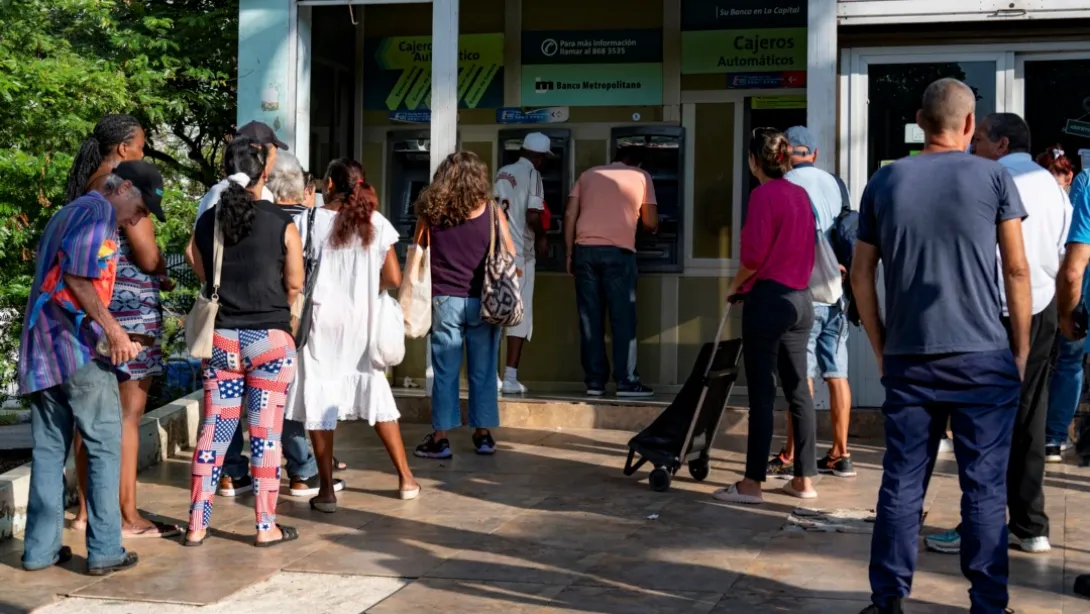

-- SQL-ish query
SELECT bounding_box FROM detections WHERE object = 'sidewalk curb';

[0,391,202,543]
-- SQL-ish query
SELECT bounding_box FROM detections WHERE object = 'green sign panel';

[363,33,504,111]
[682,28,806,74]
[1064,119,1090,139]
[521,64,663,107]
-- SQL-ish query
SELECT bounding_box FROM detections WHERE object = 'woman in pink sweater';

[714,128,819,505]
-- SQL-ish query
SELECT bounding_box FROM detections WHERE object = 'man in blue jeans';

[1050,163,1090,461]
[851,79,1031,614]
[1059,151,1090,599]
[19,162,168,575]
[564,147,659,397]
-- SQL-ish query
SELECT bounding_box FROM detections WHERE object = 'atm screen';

[652,183,678,220]
[407,181,427,213]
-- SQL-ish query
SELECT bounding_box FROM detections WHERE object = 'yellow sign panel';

[751,95,806,110]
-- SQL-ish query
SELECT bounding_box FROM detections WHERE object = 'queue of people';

[16,93,1090,614]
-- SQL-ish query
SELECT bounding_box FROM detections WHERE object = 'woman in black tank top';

[184,137,305,548]
[410,151,519,461]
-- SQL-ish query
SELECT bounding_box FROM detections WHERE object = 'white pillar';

[807,0,837,174]
[430,0,459,174]
[426,0,460,396]
[295,5,312,170]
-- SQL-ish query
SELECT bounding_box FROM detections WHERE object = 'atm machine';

[610,126,685,273]
[496,129,572,271]
[386,130,436,260]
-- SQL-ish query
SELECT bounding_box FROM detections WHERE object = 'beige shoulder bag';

[400,221,432,338]
[185,215,224,359]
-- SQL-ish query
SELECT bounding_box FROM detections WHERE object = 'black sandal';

[333,456,347,472]
[254,524,299,548]
[183,532,207,547]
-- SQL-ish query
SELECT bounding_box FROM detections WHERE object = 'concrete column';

[504,0,522,107]
[806,0,837,174]
[238,0,296,147]
[295,5,312,170]
[430,0,460,175]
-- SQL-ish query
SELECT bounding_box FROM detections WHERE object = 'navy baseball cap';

[237,121,289,150]
[785,126,818,156]
[112,161,166,222]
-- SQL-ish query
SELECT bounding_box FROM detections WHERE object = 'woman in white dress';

[285,158,419,512]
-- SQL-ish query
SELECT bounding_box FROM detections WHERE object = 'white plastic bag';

[808,201,844,305]
[371,292,406,369]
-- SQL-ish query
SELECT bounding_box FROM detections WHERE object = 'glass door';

[1016,52,1090,176]
[846,50,1010,201]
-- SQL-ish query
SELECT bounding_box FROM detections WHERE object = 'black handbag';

[294,207,321,349]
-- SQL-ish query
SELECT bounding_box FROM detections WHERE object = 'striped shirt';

[19,192,119,394]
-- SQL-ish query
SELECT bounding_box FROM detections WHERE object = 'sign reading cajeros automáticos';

[681,0,807,75]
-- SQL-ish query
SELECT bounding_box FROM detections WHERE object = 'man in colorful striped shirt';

[19,161,165,576]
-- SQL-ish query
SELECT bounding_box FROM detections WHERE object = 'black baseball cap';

[112,161,166,222]
[236,121,289,150]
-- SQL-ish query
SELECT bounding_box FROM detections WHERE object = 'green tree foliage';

[0,0,238,399]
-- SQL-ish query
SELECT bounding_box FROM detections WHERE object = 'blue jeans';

[1046,333,1085,446]
[23,360,129,570]
[808,301,849,379]
[572,245,640,389]
[869,350,1020,614]
[430,295,501,431]
[224,418,315,481]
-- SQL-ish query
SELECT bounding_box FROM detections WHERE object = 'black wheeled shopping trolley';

[623,304,743,492]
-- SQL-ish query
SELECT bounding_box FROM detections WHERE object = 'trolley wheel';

[649,467,672,492]
[688,459,710,482]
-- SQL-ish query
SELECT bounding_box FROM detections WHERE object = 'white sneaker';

[1062,440,1074,453]
[496,376,503,393]
[1009,533,1051,553]
[938,438,955,454]
[501,379,528,395]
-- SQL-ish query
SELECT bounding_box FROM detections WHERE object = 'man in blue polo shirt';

[852,78,1031,614]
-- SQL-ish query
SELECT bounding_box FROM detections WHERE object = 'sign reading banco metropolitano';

[521,29,663,106]
[681,0,807,78]
[363,34,504,111]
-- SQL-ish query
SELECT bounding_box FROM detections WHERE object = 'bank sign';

[681,0,807,76]
[363,34,504,111]
[521,29,663,107]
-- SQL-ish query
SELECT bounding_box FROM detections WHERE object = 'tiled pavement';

[4,422,1090,613]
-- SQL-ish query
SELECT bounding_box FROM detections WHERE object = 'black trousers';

[742,280,817,481]
[1003,299,1056,539]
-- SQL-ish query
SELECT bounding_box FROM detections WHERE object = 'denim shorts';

[807,301,849,379]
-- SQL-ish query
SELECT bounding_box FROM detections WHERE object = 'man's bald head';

[918,78,976,135]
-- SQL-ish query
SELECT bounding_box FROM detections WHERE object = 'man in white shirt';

[493,133,551,394]
[771,126,856,480]
[191,121,284,231]
[926,111,1072,556]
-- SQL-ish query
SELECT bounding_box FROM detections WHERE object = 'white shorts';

[506,260,535,340]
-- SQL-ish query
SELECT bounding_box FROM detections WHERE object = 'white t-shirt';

[996,153,1072,316]
[193,179,275,230]
[494,157,545,262]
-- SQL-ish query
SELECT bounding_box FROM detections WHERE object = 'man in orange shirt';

[564,147,659,398]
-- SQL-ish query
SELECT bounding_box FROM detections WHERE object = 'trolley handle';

[702,296,741,379]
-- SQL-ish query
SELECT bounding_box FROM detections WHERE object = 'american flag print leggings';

[189,328,296,533]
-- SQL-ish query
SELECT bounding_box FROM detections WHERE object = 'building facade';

[237,0,1090,405]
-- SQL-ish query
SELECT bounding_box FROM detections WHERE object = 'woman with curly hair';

[284,158,420,512]
[413,151,518,460]
[184,136,304,548]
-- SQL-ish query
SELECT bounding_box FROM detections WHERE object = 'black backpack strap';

[834,175,851,214]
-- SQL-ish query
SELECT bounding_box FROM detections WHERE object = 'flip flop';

[309,497,336,513]
[399,485,421,501]
[183,531,207,547]
[333,456,347,472]
[781,482,818,500]
[712,483,764,505]
[254,524,299,548]
[123,520,181,540]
